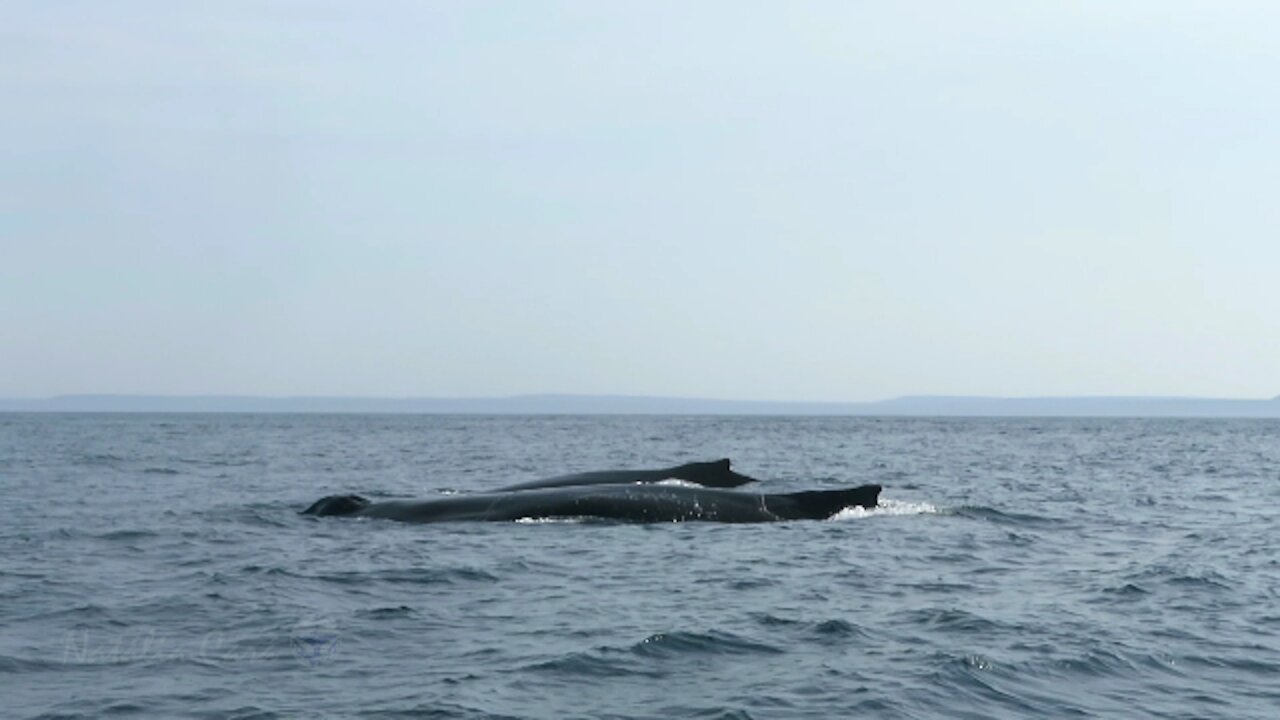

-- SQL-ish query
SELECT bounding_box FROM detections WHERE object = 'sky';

[2,1,1278,401]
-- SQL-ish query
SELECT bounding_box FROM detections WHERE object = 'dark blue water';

[3,414,1278,719]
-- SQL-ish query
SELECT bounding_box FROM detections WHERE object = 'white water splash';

[828,498,940,521]
[654,478,703,488]
[514,516,588,524]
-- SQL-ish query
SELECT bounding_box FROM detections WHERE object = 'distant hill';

[1,394,1278,417]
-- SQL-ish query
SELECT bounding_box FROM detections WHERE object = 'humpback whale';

[495,458,758,492]
[302,483,881,524]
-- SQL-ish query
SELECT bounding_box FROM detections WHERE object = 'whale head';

[772,484,881,519]
[301,494,371,517]
[670,458,758,488]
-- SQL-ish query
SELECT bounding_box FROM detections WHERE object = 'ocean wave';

[15,603,114,624]
[1178,654,1280,674]
[1165,572,1234,590]
[519,631,786,680]
[1101,582,1151,598]
[1047,648,1142,678]
[652,709,755,720]
[752,614,868,640]
[526,651,664,678]
[354,701,522,719]
[953,505,1063,527]
[96,529,158,542]
[193,707,282,720]
[0,654,68,673]
[809,619,866,640]
[927,654,1051,714]
[75,453,128,466]
[1126,565,1236,591]
[727,577,779,590]
[356,606,416,619]
[895,608,1009,634]
[177,456,261,468]
[314,567,500,585]
[630,631,784,658]
[899,580,977,594]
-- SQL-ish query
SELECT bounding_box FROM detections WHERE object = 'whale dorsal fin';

[672,458,758,488]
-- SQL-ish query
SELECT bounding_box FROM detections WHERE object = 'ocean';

[2,414,1277,719]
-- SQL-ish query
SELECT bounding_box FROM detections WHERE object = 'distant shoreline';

[1,394,1278,418]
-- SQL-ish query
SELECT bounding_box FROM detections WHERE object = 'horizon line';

[3,392,1279,403]
[2,392,1280,420]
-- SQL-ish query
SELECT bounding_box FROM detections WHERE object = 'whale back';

[299,484,881,524]
[301,494,371,517]
[494,458,758,492]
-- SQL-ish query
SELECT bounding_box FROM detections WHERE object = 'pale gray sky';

[2,1,1277,400]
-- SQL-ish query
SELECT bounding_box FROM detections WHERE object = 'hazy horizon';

[2,391,1279,402]
[4,2,1277,401]
[3,391,1279,419]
